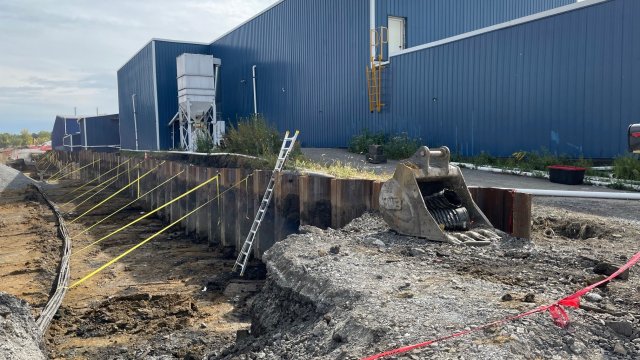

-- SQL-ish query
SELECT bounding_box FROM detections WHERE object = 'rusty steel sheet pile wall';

[57,150,531,258]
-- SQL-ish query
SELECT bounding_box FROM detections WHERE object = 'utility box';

[366,144,387,164]
[629,124,640,153]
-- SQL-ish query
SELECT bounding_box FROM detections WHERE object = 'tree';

[20,129,32,146]
[37,130,51,142]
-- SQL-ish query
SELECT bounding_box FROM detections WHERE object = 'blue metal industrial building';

[78,114,121,152]
[51,114,120,152]
[117,0,637,158]
[51,116,81,151]
[117,40,210,151]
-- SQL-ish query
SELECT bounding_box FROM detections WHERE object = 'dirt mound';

[68,293,198,338]
[0,292,46,360]
[210,212,640,359]
[533,215,611,240]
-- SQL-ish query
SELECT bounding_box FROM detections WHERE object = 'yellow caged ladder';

[367,26,388,113]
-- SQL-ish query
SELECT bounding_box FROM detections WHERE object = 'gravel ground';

[212,209,640,360]
[0,292,46,360]
[0,164,35,192]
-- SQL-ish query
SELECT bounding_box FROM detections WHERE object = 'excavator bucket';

[379,146,500,246]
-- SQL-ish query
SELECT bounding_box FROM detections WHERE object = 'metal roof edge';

[117,38,211,72]
[390,0,611,58]
[209,0,286,45]
[117,40,153,73]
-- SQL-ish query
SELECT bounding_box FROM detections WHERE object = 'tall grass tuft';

[614,156,640,181]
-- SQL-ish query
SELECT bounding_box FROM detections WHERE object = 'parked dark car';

[629,124,640,153]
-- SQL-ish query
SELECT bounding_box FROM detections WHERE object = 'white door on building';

[388,16,406,56]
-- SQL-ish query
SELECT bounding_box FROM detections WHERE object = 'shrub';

[614,156,640,181]
[383,133,421,160]
[348,129,386,154]
[195,132,215,154]
[221,116,282,156]
[347,130,420,160]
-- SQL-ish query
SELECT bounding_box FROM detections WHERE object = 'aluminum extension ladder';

[233,130,300,276]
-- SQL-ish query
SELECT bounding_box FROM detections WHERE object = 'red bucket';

[548,165,586,185]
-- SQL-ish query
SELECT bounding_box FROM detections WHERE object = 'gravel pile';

[210,212,640,360]
[0,292,46,360]
[0,164,34,192]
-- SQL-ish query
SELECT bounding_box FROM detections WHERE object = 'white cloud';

[0,0,278,133]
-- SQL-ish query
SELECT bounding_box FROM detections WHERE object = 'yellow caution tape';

[48,163,73,181]
[70,170,184,239]
[71,173,221,257]
[67,173,252,289]
[53,159,100,181]
[63,159,131,198]
[70,161,165,223]
[64,162,140,208]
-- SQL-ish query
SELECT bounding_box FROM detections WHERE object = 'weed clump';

[348,130,386,155]
[221,116,282,156]
[348,129,420,160]
[452,149,593,174]
[613,156,640,181]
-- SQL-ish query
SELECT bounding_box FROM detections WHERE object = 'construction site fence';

[49,150,531,259]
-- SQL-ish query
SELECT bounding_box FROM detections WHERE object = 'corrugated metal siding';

[212,0,371,148]
[154,41,211,150]
[388,0,637,157]
[79,114,120,149]
[51,116,80,150]
[210,0,575,148]
[376,0,574,49]
[117,42,156,150]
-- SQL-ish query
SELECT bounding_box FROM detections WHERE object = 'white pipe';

[82,118,88,150]
[252,65,258,114]
[213,64,221,145]
[132,94,139,151]
[508,188,640,200]
[370,0,376,60]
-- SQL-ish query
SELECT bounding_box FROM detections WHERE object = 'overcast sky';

[0,0,278,133]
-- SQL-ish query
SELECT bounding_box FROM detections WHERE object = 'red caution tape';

[361,251,640,360]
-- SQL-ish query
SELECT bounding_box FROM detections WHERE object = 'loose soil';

[0,187,60,319]
[42,181,262,359]
[1,178,262,359]
[214,206,640,359]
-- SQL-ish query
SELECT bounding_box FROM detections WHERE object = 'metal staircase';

[367,26,388,113]
[233,130,300,276]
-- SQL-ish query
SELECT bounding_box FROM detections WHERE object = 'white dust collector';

[169,53,224,152]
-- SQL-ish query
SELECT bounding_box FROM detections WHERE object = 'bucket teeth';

[463,240,492,247]
[476,229,502,241]
[466,231,489,242]
[452,233,475,243]
[445,234,463,245]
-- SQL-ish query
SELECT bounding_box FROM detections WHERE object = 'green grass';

[613,156,640,181]
[293,158,391,181]
[451,149,594,174]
